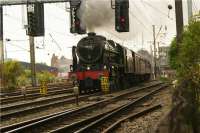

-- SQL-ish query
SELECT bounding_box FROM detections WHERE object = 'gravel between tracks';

[0,100,96,127]
[27,83,159,133]
[0,92,128,127]
[43,100,131,133]
[1,93,72,108]
[115,86,172,133]
[0,81,160,129]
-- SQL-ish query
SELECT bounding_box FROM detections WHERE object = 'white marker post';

[73,81,79,106]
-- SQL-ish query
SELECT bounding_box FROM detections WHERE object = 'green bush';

[169,38,179,69]
[17,74,29,87]
[169,16,200,132]
[2,60,24,91]
[37,71,56,84]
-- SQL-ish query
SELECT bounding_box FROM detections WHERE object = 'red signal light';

[115,0,129,32]
[120,16,125,23]
[75,21,80,26]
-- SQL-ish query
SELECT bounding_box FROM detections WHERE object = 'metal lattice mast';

[187,0,193,21]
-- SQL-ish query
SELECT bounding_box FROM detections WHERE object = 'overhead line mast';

[0,6,4,88]
[175,0,184,44]
[187,0,192,21]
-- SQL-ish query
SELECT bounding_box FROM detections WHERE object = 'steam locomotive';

[69,33,151,93]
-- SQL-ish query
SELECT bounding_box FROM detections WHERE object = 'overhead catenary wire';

[130,0,154,50]
[140,0,160,22]
[3,0,179,61]
[131,0,154,25]
[7,50,29,52]
[129,10,152,34]
[3,5,73,55]
[49,33,62,51]
[5,42,29,51]
[141,0,173,20]
[2,4,73,64]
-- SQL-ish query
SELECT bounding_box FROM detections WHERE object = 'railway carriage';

[69,33,151,93]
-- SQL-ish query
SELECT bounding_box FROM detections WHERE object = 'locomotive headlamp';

[87,66,90,70]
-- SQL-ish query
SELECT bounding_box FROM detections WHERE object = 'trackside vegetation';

[1,60,56,92]
[169,16,200,133]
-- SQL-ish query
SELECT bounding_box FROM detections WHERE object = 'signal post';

[29,36,36,86]
[27,3,44,86]
[0,6,3,87]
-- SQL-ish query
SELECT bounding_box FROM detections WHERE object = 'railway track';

[1,85,73,104]
[0,83,71,97]
[75,86,166,133]
[0,92,101,121]
[0,81,166,133]
[102,104,162,133]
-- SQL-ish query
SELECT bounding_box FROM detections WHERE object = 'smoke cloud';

[78,0,114,32]
[78,0,149,42]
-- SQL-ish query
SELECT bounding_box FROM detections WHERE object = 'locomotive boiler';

[69,33,151,93]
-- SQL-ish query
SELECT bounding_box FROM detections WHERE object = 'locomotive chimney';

[88,32,96,36]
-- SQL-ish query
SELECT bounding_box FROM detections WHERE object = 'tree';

[2,60,24,90]
[169,38,179,69]
[17,74,28,86]
[169,16,200,132]
[178,20,200,132]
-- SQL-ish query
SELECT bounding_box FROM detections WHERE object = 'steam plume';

[78,0,114,32]
[78,0,141,41]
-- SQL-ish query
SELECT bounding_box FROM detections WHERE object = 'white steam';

[78,0,145,41]
[78,0,114,32]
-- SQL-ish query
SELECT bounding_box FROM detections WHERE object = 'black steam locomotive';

[69,33,151,93]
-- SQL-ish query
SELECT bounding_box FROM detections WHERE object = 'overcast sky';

[1,0,200,65]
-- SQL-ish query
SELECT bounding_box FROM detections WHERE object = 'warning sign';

[40,81,48,95]
[100,77,110,94]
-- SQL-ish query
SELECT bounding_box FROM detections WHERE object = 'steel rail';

[49,109,115,133]
[1,93,74,111]
[2,82,162,133]
[74,84,168,133]
[0,108,76,132]
[0,93,100,121]
[1,83,71,97]
[50,104,162,133]
[1,84,72,98]
[1,87,73,104]
[102,104,162,133]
